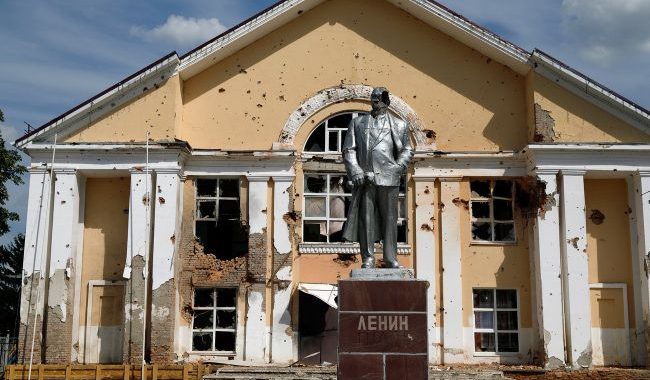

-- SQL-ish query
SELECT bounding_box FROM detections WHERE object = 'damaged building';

[12,0,650,370]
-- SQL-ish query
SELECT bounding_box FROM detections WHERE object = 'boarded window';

[470,180,515,243]
[192,288,238,352]
[195,178,247,259]
[473,288,519,353]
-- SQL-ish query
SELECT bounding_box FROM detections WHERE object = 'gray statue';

[342,87,414,268]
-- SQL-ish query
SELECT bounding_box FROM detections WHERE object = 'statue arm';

[396,122,414,169]
[343,119,364,181]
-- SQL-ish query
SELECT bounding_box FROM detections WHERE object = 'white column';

[245,176,269,362]
[414,177,438,364]
[124,169,154,279]
[151,169,182,291]
[559,170,591,368]
[20,168,53,328]
[532,170,566,368]
[628,174,646,366]
[46,168,80,327]
[439,178,463,362]
[632,171,650,365]
[270,176,295,363]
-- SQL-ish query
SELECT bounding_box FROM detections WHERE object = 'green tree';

[0,233,24,335]
[0,108,27,236]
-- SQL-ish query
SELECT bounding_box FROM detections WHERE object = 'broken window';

[303,173,407,243]
[304,111,367,153]
[195,178,248,259]
[470,180,515,243]
[473,288,519,354]
[192,287,238,352]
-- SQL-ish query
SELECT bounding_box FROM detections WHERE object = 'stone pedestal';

[338,269,429,380]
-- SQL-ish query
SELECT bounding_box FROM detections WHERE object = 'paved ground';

[505,368,650,380]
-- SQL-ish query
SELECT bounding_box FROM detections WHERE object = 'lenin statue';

[342,87,414,268]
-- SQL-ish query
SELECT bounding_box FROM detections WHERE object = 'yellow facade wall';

[531,74,650,143]
[79,177,130,325]
[585,178,635,328]
[65,75,182,143]
[459,179,532,328]
[181,0,528,152]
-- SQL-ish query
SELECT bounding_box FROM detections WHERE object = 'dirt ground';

[506,368,650,380]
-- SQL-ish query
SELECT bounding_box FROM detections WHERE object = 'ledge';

[299,243,411,255]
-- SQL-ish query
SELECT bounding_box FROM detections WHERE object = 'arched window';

[304,111,367,153]
[301,111,407,245]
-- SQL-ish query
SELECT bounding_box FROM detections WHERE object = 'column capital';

[636,170,650,178]
[271,175,295,183]
[561,169,587,176]
[154,167,182,175]
[28,165,49,174]
[247,175,270,182]
[534,168,560,176]
[53,167,77,175]
[438,176,463,182]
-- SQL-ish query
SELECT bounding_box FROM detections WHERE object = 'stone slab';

[350,268,415,279]
[338,280,428,312]
[386,355,429,380]
[339,313,427,353]
[338,354,384,380]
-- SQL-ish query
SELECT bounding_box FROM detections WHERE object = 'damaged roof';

[14,0,650,148]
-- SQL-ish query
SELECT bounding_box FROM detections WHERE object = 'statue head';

[370,87,390,115]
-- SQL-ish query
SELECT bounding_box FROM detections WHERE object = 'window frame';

[302,172,408,244]
[193,177,241,237]
[469,179,516,244]
[191,287,238,354]
[304,111,368,154]
[472,288,520,356]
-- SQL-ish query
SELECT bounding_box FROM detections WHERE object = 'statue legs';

[358,184,402,269]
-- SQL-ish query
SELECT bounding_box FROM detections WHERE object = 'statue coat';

[342,112,414,243]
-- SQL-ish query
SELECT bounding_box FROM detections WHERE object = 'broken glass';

[328,113,353,129]
[470,180,491,198]
[472,222,492,241]
[193,310,213,330]
[194,289,214,307]
[494,223,515,242]
[219,199,240,220]
[304,175,326,193]
[197,201,216,219]
[219,179,239,197]
[493,200,513,220]
[328,130,339,152]
[471,202,490,219]
[329,175,350,194]
[216,311,236,329]
[303,222,327,242]
[196,179,217,197]
[214,331,236,351]
[397,221,407,243]
[304,124,325,152]
[192,332,213,351]
[217,288,237,308]
[493,180,512,198]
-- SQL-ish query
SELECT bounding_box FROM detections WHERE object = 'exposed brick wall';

[43,270,74,363]
[123,255,146,364]
[150,278,175,363]
[17,275,43,364]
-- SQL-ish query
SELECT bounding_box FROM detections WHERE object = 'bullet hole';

[170,234,176,243]
[257,104,263,108]
[424,187,430,195]
[486,58,492,64]
[589,209,605,225]
[420,224,433,232]
[279,95,285,101]
[239,68,247,74]
[452,197,469,210]
[246,90,251,94]
[297,9,303,14]
[142,87,148,92]
[159,197,166,205]
[218,88,226,93]
[568,237,579,249]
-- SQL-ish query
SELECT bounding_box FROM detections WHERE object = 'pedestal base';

[337,276,429,380]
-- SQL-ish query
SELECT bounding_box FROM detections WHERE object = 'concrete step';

[205,366,508,380]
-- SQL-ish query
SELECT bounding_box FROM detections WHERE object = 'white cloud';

[561,0,650,65]
[130,15,227,47]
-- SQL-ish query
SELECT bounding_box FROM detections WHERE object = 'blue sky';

[1,0,650,244]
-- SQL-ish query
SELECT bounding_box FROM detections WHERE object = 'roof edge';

[14,52,180,148]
